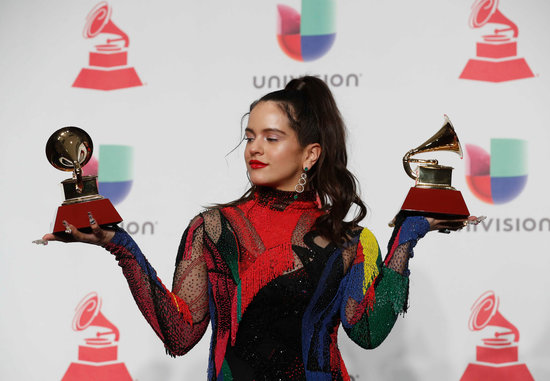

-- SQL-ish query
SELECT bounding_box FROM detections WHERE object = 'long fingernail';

[88,212,96,225]
[62,221,72,234]
[472,216,487,225]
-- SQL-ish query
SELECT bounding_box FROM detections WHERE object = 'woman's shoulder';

[191,208,224,229]
[305,225,371,252]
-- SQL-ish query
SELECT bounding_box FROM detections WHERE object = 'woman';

[43,76,474,380]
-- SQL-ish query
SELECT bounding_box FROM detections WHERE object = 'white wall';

[1,0,548,379]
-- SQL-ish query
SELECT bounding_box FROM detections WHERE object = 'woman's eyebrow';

[263,128,287,134]
[245,126,288,135]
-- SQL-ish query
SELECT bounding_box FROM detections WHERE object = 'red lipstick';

[249,160,268,169]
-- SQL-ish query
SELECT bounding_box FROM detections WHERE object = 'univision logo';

[83,145,133,205]
[277,0,336,61]
[465,139,527,204]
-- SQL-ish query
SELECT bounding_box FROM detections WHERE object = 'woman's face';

[244,101,318,191]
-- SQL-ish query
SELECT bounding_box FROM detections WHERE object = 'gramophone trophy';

[460,291,534,381]
[460,0,534,82]
[400,116,470,219]
[46,126,122,235]
[72,2,142,90]
[62,292,132,381]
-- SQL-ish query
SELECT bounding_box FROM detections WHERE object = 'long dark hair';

[219,76,367,246]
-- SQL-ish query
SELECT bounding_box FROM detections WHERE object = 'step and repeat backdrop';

[1,0,549,380]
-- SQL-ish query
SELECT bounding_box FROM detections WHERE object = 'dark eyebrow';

[245,127,288,135]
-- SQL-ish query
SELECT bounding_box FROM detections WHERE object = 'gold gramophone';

[46,127,122,234]
[400,116,470,218]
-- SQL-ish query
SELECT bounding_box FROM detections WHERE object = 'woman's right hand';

[41,212,115,247]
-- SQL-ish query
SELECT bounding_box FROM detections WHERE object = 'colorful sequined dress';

[105,187,429,380]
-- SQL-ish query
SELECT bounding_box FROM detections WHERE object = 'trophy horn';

[402,115,463,181]
[469,290,519,342]
[83,2,130,47]
[72,292,120,342]
[46,127,93,193]
[469,0,518,37]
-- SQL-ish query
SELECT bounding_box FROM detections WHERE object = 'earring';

[294,167,308,199]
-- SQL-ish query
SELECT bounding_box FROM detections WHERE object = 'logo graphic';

[83,145,133,205]
[460,0,534,82]
[73,2,142,90]
[465,139,527,204]
[277,0,336,61]
[460,291,534,381]
[62,292,133,381]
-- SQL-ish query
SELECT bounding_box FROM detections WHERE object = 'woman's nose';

[248,139,263,155]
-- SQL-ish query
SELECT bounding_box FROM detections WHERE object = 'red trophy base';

[72,67,142,91]
[53,198,122,234]
[62,362,132,381]
[401,187,470,218]
[460,363,534,381]
[461,342,534,381]
[62,342,132,381]
[460,57,534,83]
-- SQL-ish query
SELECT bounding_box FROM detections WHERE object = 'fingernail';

[473,216,487,225]
[62,220,69,227]
[88,212,96,225]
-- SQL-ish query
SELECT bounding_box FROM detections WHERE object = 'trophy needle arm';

[73,161,84,193]
[403,150,439,181]
[402,150,418,181]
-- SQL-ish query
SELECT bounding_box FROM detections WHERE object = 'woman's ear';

[303,143,322,169]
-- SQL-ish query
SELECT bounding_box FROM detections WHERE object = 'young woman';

[43,76,473,380]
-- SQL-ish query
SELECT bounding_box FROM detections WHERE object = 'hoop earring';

[294,167,308,199]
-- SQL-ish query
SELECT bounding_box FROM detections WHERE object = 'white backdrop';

[1,0,549,380]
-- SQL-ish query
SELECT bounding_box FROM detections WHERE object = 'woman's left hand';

[425,215,485,232]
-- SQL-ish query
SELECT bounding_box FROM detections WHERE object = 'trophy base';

[460,362,534,381]
[401,187,470,218]
[459,57,534,83]
[53,198,122,234]
[72,67,142,91]
[62,361,132,381]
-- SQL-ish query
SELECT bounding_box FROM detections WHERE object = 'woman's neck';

[253,186,317,211]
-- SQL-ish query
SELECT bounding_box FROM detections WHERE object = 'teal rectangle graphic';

[490,139,527,177]
[301,0,335,36]
[99,145,133,182]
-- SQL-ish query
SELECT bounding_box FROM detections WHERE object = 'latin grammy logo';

[460,0,534,83]
[62,292,132,381]
[460,291,534,381]
[73,2,142,90]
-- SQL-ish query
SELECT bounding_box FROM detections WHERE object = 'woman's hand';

[40,212,115,247]
[425,215,486,233]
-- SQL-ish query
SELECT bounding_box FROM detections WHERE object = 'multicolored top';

[105,187,430,380]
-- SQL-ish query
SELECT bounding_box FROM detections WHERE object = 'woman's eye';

[266,136,279,142]
[244,136,254,142]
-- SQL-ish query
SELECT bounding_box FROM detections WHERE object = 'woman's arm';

[43,213,210,356]
[105,216,210,356]
[340,216,430,349]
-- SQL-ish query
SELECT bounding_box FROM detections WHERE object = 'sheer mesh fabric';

[107,228,209,356]
[386,243,411,274]
[173,216,209,323]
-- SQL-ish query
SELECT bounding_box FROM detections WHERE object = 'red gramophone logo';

[73,2,142,90]
[460,291,534,381]
[62,292,132,381]
[460,0,534,82]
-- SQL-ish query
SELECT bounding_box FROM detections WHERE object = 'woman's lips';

[249,160,268,169]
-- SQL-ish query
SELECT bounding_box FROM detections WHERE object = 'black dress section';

[224,233,336,380]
